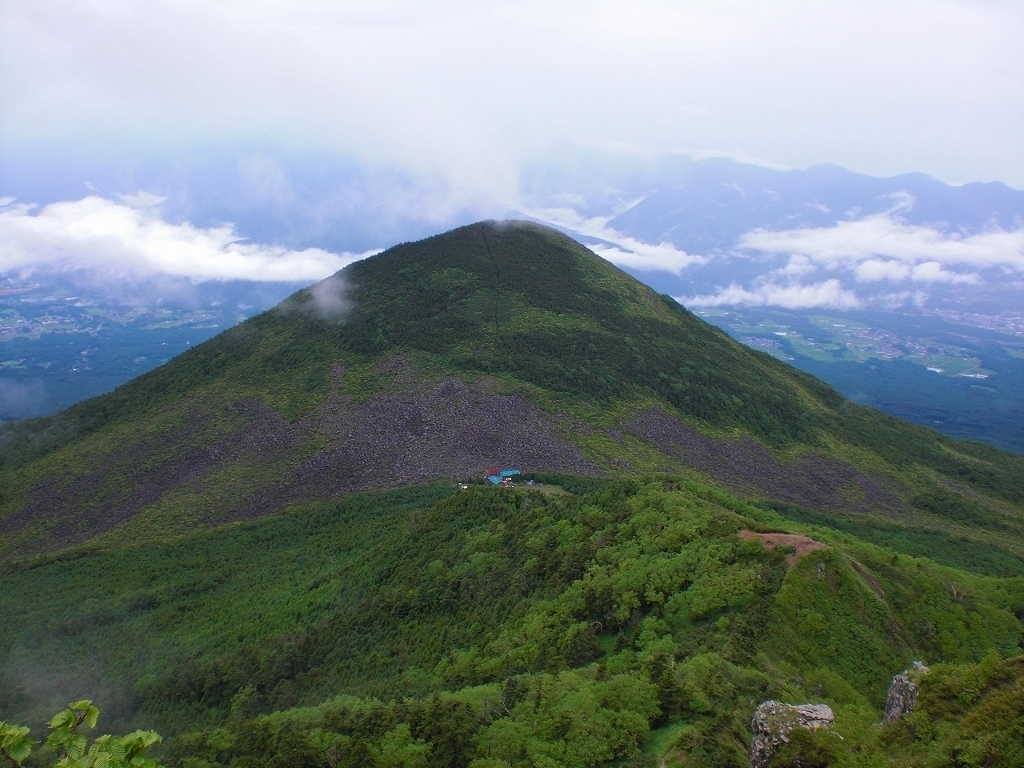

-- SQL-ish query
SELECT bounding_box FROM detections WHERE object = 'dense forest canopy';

[3,480,1022,766]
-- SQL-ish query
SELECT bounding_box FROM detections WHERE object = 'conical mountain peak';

[1,221,1022,565]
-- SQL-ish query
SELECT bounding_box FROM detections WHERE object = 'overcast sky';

[3,0,1022,196]
[1,1,1022,294]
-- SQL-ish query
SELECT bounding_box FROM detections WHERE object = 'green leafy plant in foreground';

[0,724,32,768]
[0,701,161,768]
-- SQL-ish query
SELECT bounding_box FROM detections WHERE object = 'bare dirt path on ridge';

[737,529,826,565]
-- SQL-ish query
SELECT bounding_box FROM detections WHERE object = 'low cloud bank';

[683,279,861,310]
[624,202,1023,310]
[0,196,374,282]
[741,213,1024,283]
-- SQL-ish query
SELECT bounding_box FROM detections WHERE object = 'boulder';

[750,700,835,768]
[882,661,929,724]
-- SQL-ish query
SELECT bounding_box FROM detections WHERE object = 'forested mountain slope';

[2,479,1022,767]
[1,222,1022,568]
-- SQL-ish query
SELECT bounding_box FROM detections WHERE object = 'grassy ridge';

[2,478,1022,766]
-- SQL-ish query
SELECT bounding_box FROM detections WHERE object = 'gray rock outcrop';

[750,701,835,768]
[882,661,929,724]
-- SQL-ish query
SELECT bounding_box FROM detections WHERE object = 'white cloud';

[307,274,349,319]
[741,213,1024,275]
[117,191,167,208]
[588,242,706,275]
[689,203,1012,308]
[854,258,911,282]
[531,207,706,274]
[779,253,816,276]
[869,290,929,310]
[0,196,374,282]
[0,378,45,418]
[909,261,980,284]
[682,279,861,310]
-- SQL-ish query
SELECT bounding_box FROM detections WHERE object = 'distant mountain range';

[523,149,1024,310]
[9,144,1024,307]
